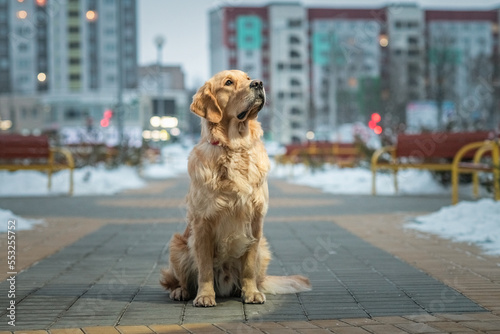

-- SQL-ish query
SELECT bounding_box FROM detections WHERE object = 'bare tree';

[426,34,459,129]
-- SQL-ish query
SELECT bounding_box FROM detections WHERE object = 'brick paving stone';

[214,323,263,334]
[370,317,410,325]
[467,313,500,320]
[394,322,442,334]
[116,326,155,334]
[278,321,321,329]
[147,324,188,334]
[338,319,379,326]
[14,331,48,334]
[310,320,349,329]
[248,322,287,329]
[461,321,500,331]
[181,323,226,333]
[361,324,408,334]
[261,329,298,334]
[402,315,442,322]
[295,330,334,334]
[428,321,476,332]
[329,328,371,334]
[49,329,85,334]
[82,327,120,334]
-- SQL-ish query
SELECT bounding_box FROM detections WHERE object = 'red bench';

[0,134,75,195]
[371,131,499,203]
[277,141,362,167]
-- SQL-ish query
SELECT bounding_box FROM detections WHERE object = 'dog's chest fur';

[187,142,269,263]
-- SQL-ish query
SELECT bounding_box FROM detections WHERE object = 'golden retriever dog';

[160,70,311,307]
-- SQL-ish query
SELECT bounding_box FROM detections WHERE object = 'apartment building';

[0,0,139,143]
[210,3,500,143]
[210,3,310,143]
[426,10,498,127]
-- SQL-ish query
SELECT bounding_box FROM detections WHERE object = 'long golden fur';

[160,70,311,307]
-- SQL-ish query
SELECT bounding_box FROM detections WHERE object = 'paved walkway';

[0,176,499,333]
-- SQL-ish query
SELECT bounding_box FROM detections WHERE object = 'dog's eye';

[225,79,233,86]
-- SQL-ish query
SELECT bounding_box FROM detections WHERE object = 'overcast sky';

[138,0,500,89]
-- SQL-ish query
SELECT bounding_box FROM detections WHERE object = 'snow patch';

[0,165,146,197]
[407,199,500,255]
[271,164,448,196]
[0,209,43,232]
[141,143,190,179]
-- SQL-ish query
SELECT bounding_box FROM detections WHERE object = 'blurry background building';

[211,3,310,144]
[0,0,165,147]
[210,3,500,144]
[1,1,499,146]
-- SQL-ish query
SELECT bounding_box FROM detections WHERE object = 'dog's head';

[190,70,266,125]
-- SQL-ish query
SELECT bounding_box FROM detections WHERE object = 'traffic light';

[100,109,113,127]
[368,113,382,135]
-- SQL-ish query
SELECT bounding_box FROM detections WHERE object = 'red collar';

[209,140,220,146]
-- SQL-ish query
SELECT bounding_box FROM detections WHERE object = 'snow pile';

[141,143,190,179]
[271,164,448,196]
[0,165,146,197]
[0,209,43,232]
[407,199,500,255]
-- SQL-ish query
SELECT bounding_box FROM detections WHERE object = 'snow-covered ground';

[0,165,146,197]
[407,199,500,255]
[270,163,449,196]
[0,209,43,233]
[141,143,190,179]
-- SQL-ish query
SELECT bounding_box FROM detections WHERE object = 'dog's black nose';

[250,80,263,89]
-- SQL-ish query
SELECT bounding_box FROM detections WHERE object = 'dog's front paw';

[243,290,266,304]
[170,287,190,301]
[193,294,216,307]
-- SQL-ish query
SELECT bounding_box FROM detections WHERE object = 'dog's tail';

[259,275,311,295]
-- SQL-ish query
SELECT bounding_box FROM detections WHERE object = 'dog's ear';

[190,82,223,123]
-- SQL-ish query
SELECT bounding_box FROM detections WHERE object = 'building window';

[291,121,301,129]
[69,42,80,49]
[288,19,302,28]
[69,74,80,80]
[289,35,301,44]
[408,36,418,45]
[290,78,301,86]
[68,26,79,33]
[290,63,302,70]
[68,10,79,17]
[64,108,81,120]
[290,50,301,59]
[291,107,301,115]
[408,49,419,57]
[69,58,80,65]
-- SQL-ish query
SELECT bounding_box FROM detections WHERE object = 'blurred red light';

[371,113,381,123]
[374,125,382,135]
[103,110,113,119]
[368,120,376,129]
[100,118,109,127]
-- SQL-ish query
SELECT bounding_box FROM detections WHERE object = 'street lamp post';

[155,36,165,119]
